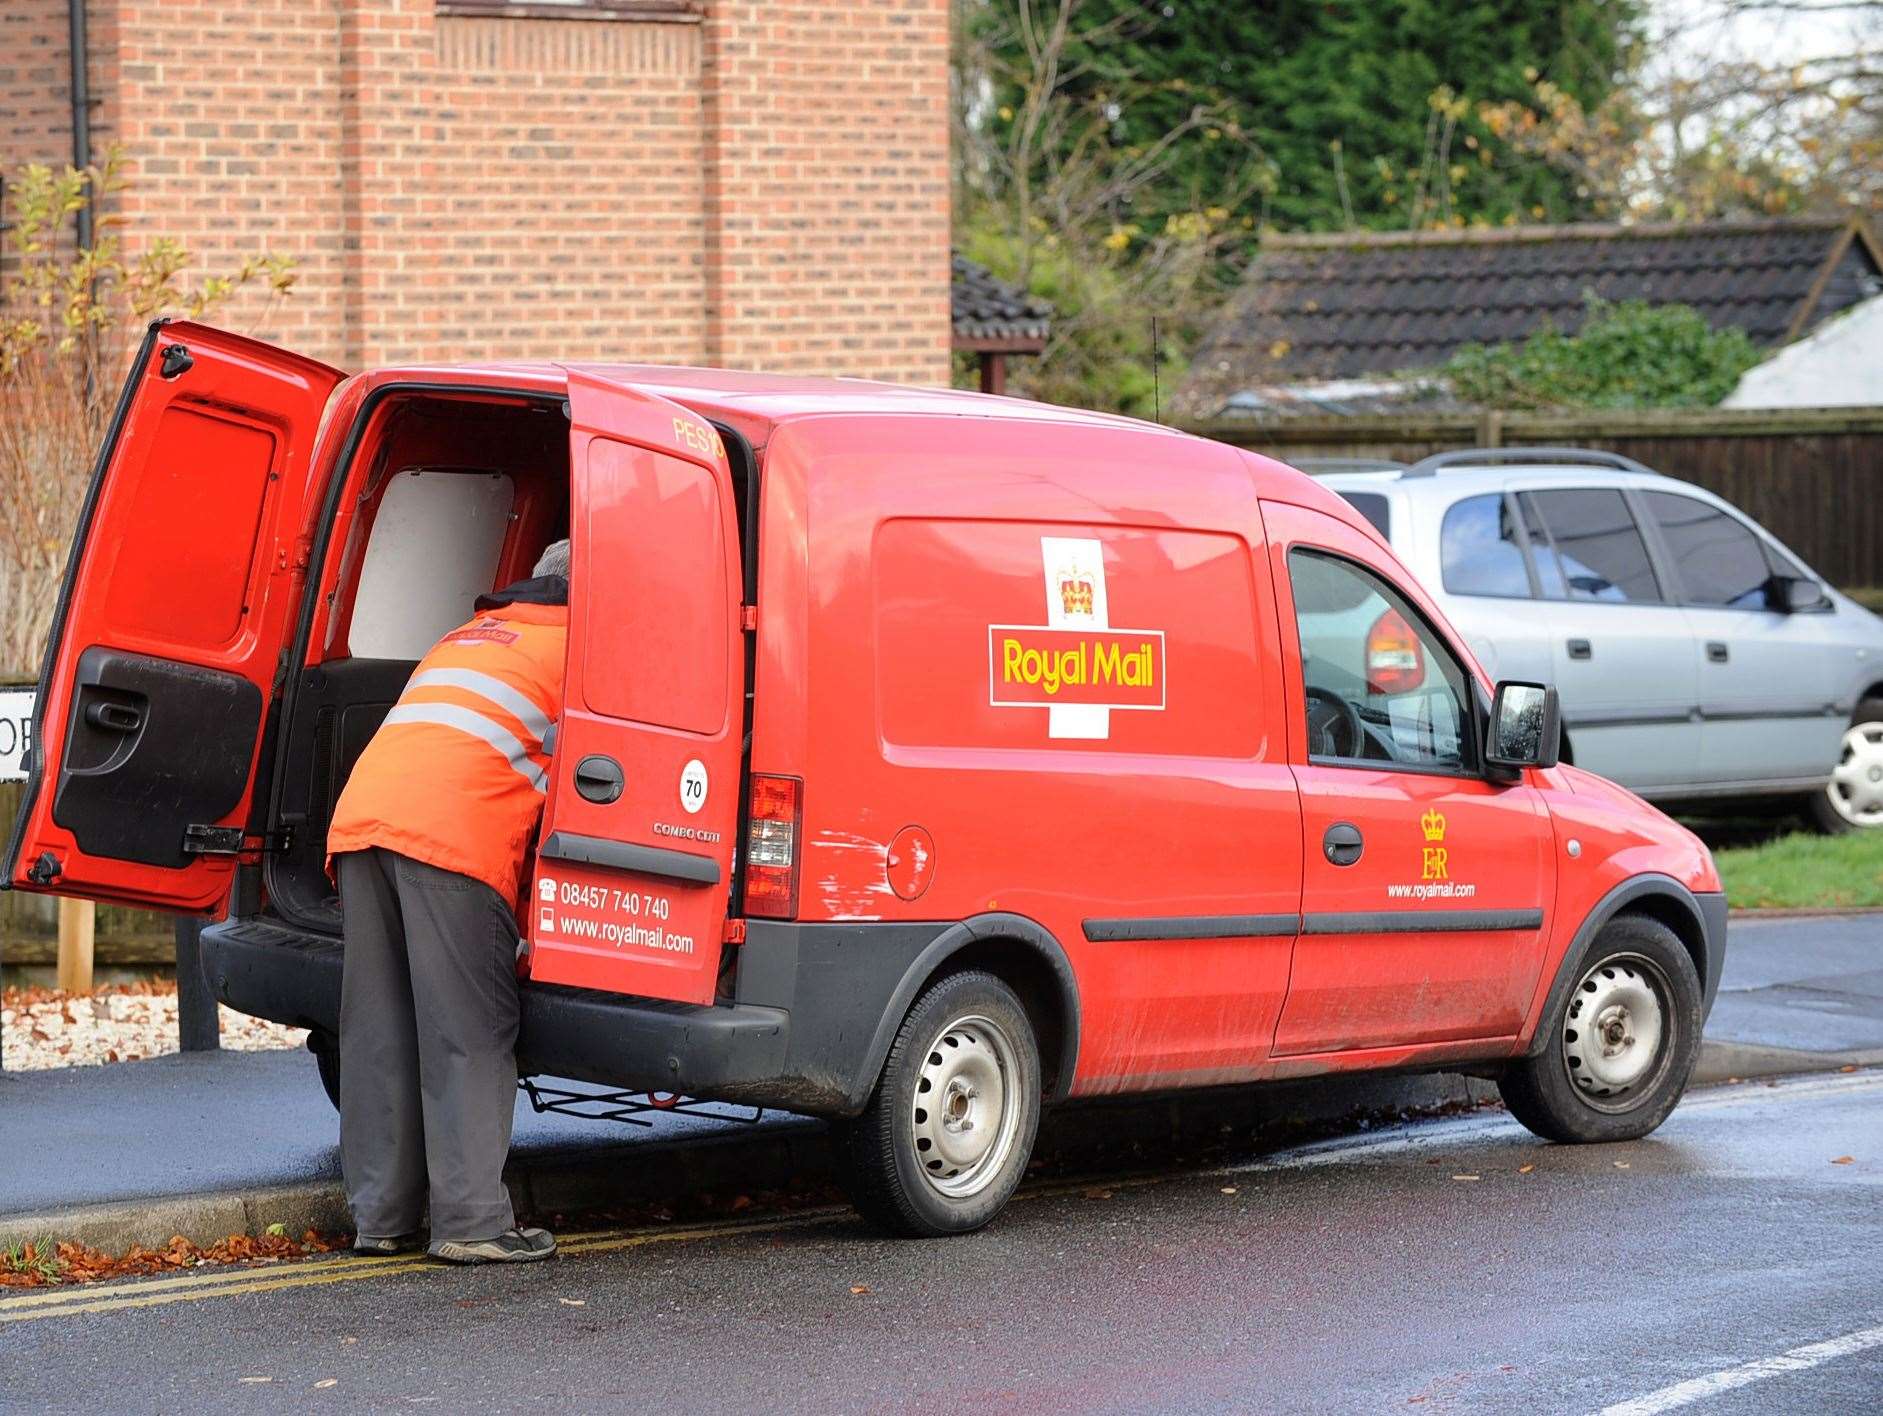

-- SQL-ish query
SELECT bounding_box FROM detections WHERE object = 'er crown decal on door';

[1385,810,1478,902]
[987,537,1168,740]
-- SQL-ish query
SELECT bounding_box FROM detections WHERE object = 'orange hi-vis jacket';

[327,586,568,911]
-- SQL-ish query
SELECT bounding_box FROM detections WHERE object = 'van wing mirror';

[1486,681,1561,774]
[1766,574,1828,614]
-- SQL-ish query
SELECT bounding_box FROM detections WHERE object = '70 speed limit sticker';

[679,758,709,814]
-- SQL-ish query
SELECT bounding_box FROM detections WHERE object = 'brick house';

[0,0,952,382]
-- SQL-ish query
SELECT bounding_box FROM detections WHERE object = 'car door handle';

[1566,638,1593,661]
[1706,641,1730,664]
[572,754,624,804]
[1322,822,1364,867]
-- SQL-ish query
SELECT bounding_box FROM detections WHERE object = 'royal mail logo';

[989,536,1169,738]
[989,625,1167,709]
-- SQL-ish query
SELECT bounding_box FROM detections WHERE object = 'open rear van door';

[3,322,344,911]
[526,369,745,1006]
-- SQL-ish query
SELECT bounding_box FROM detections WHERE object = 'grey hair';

[533,538,571,579]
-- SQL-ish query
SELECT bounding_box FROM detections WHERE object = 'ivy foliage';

[1438,298,1764,409]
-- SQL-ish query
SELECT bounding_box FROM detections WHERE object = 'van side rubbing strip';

[1302,909,1544,935]
[1082,914,1298,942]
[539,831,721,885]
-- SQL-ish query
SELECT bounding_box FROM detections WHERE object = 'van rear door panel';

[526,370,743,1005]
[4,322,343,910]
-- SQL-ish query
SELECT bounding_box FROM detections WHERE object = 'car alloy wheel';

[1561,953,1674,1114]
[909,1013,1024,1200]
[1826,720,1883,828]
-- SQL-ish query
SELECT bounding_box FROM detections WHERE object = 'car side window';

[1440,493,1532,598]
[1288,548,1476,774]
[1521,488,1663,604]
[1640,491,1771,609]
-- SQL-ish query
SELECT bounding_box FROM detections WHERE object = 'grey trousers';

[335,848,521,1242]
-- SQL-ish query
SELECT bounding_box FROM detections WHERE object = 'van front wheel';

[1498,915,1701,1144]
[835,970,1041,1238]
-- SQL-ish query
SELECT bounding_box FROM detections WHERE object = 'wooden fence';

[1185,406,1883,590]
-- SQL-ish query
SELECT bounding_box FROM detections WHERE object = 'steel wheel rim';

[1561,952,1674,1115]
[1827,722,1883,827]
[909,1012,1023,1200]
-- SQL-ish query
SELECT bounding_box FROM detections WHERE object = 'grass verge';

[1711,828,1883,910]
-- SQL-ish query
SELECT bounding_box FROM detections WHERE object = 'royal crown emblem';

[1058,575,1095,617]
[1421,808,1447,843]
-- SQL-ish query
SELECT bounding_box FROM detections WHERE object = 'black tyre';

[1805,698,1883,834]
[1498,914,1701,1144]
[834,970,1042,1238]
[309,1029,341,1112]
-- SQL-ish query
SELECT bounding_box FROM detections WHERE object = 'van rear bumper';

[201,917,799,1108]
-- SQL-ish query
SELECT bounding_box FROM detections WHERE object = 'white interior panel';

[351,470,516,660]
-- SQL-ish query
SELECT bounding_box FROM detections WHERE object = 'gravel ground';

[1,983,305,1071]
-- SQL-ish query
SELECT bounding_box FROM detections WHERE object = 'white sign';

[0,689,32,782]
[679,758,709,815]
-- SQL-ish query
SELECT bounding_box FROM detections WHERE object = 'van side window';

[1288,549,1475,774]
[1640,491,1770,610]
[1440,494,1532,599]
[1520,489,1663,604]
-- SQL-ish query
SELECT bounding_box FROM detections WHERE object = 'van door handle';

[1322,822,1364,867]
[1706,641,1730,664]
[1566,638,1593,661]
[84,701,142,734]
[572,755,624,804]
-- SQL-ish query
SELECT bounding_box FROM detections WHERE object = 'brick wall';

[3,0,949,381]
[702,0,951,382]
[0,1,78,184]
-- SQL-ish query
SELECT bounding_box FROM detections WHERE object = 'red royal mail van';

[4,322,1726,1236]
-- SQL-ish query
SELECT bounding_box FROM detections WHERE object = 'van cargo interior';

[264,391,571,931]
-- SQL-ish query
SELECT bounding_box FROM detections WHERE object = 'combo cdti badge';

[3,323,1728,1237]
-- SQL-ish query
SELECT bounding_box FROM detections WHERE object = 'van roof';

[341,359,1362,527]
[348,361,1186,439]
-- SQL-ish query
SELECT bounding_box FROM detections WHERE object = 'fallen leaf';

[314,1379,338,1389]
[1220,1187,1238,1195]
[266,1223,288,1238]
[1451,1174,1480,1182]
[340,1337,359,1345]
[1517,1164,1535,1174]
[558,1298,586,1307]
[849,1284,872,1296]
[1083,1188,1113,1200]
[1613,1161,1630,1169]
[1840,1065,1857,1073]
[1831,1156,1854,1165]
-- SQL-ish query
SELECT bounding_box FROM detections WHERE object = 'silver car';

[1309,448,1883,832]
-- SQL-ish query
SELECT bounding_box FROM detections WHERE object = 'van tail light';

[743,774,802,919]
[1365,608,1424,695]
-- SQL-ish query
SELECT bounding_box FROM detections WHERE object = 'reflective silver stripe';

[382,703,548,793]
[405,668,554,747]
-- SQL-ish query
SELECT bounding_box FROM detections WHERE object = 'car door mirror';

[1765,574,1827,614]
[1486,681,1561,774]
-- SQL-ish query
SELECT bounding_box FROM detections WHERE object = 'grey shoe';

[430,1227,557,1265]
[352,1230,425,1256]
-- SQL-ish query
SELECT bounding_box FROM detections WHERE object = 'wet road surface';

[6,1070,1880,1414]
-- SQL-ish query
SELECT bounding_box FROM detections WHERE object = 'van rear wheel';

[1498,915,1700,1144]
[835,970,1041,1238]
[309,1029,341,1112]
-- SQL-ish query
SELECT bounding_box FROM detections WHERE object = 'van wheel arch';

[849,913,1079,1111]
[1524,876,1714,1059]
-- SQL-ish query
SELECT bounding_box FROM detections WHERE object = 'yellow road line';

[0,1207,858,1325]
